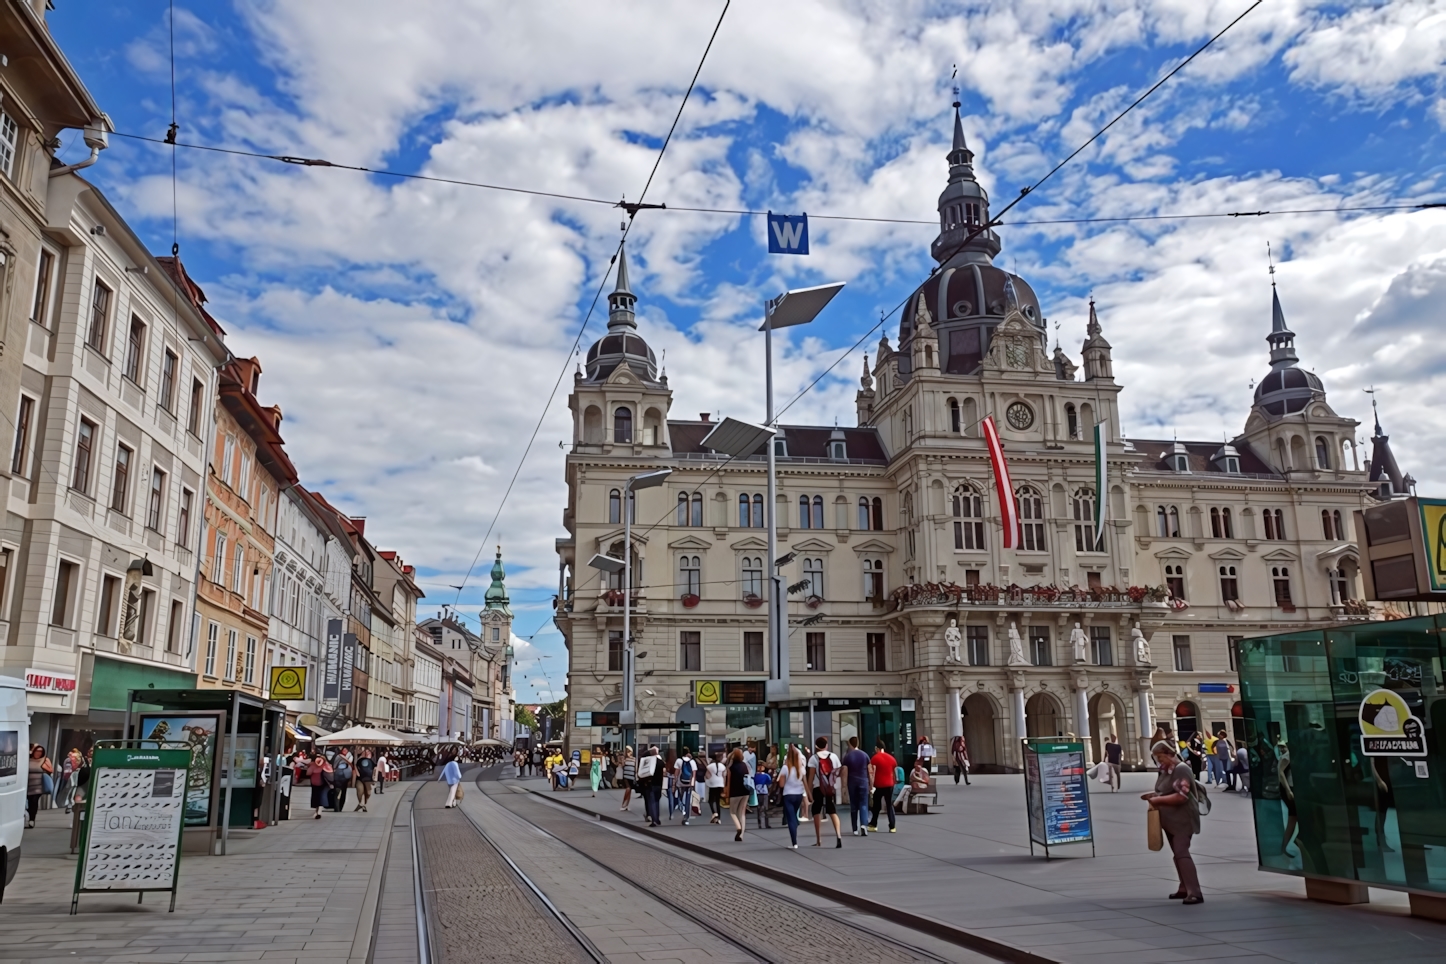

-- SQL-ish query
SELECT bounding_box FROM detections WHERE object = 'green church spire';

[484,545,511,615]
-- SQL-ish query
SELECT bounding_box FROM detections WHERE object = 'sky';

[46,0,1446,705]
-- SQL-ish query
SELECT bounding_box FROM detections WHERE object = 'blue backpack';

[679,758,695,784]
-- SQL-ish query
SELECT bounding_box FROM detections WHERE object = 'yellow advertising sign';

[1419,499,1446,592]
[694,680,721,705]
[269,665,307,700]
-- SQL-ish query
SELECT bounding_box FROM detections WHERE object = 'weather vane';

[1267,241,1276,286]
[951,64,960,109]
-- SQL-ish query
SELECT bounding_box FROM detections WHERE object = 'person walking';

[1142,741,1204,904]
[807,737,844,849]
[949,734,971,786]
[376,752,390,794]
[307,753,332,819]
[752,764,772,829]
[619,746,637,810]
[589,747,603,796]
[1104,733,1123,791]
[332,750,354,813]
[1234,743,1251,795]
[1214,731,1235,791]
[58,748,82,813]
[867,739,898,833]
[842,736,872,835]
[916,735,936,775]
[778,744,810,850]
[675,748,698,825]
[1186,732,1205,779]
[25,745,52,828]
[354,748,376,812]
[439,756,463,807]
[705,751,727,824]
[637,746,664,827]
[726,748,750,841]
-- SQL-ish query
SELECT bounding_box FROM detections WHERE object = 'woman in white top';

[705,752,728,824]
[778,744,811,849]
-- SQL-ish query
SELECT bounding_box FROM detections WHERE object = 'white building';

[265,485,348,717]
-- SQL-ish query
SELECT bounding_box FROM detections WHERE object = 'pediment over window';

[1261,547,1298,563]
[729,536,769,551]
[1208,546,1246,562]
[1153,546,1192,560]
[668,535,712,551]
[851,538,895,554]
[593,528,649,550]
[791,537,834,552]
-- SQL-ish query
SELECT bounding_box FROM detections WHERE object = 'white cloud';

[1285,2,1446,108]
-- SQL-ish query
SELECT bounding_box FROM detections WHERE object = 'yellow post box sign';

[694,680,721,705]
[269,665,307,700]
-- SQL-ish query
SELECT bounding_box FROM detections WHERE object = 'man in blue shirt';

[440,756,462,808]
[842,736,872,836]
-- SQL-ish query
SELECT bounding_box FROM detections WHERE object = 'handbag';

[41,772,54,796]
[1147,808,1163,851]
[455,783,465,800]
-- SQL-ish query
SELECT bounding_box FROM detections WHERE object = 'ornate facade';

[556,105,1384,769]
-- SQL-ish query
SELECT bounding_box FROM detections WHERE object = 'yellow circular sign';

[275,669,300,690]
[696,680,720,704]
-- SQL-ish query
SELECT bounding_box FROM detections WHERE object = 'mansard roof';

[668,420,887,463]
[1127,438,1280,477]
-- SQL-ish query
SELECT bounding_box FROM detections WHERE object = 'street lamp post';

[704,283,845,734]
[588,467,671,753]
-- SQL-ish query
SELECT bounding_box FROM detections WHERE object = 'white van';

[0,675,25,904]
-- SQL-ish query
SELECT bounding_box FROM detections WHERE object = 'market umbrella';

[314,725,408,746]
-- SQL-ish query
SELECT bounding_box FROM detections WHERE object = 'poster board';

[139,713,222,828]
[72,747,191,913]
[1021,739,1095,858]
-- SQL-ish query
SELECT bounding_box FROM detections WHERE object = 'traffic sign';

[766,211,809,255]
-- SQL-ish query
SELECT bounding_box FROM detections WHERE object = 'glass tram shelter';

[1238,615,1446,919]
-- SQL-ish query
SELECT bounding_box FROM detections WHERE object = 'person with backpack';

[674,748,698,825]
[331,750,354,812]
[752,764,772,829]
[1142,740,1204,904]
[807,736,844,849]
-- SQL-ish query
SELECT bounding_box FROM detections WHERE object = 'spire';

[1082,298,1113,381]
[860,354,873,390]
[931,81,997,267]
[1366,390,1406,497]
[1266,243,1298,370]
[607,243,638,331]
[484,546,511,615]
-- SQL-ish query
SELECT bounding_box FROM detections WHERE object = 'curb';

[525,787,1060,964]
[349,785,410,964]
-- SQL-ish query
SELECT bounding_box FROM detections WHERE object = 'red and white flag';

[982,416,1020,549]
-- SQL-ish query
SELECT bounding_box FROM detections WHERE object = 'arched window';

[1321,509,1334,540]
[948,397,961,434]
[1272,567,1292,607]
[1221,507,1234,539]
[1164,564,1185,599]
[609,489,622,525]
[1331,566,1350,604]
[1264,508,1286,541]
[953,485,985,551]
[614,406,633,443]
[1315,436,1330,469]
[863,558,884,601]
[740,493,751,527]
[679,555,701,596]
[691,492,703,527]
[1210,507,1223,539]
[1218,565,1239,603]
[803,558,824,599]
[812,495,824,530]
[1156,505,1168,538]
[677,491,690,526]
[799,495,811,529]
[605,541,626,590]
[1333,509,1344,541]
[1167,506,1181,538]
[872,496,884,531]
[1066,403,1079,440]
[1016,486,1046,551]
[858,497,870,530]
[742,557,763,598]
[752,493,763,528]
[1073,488,1099,552]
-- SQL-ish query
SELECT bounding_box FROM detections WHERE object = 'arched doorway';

[1025,693,1063,738]
[1176,701,1200,741]
[1088,691,1127,764]
[962,693,1000,770]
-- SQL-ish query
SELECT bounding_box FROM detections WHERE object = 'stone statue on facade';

[1007,622,1029,666]
[1132,624,1151,664]
[944,619,962,662]
[1070,622,1088,663]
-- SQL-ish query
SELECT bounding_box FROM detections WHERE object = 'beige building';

[556,108,1381,770]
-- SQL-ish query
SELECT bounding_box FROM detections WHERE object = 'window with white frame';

[1017,486,1046,551]
[1073,488,1100,551]
[0,110,16,179]
[205,621,219,676]
[802,557,824,599]
[741,556,763,599]
[225,629,238,680]
[863,558,884,602]
[953,485,985,550]
[678,555,700,597]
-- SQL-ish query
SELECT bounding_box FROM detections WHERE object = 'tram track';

[470,766,961,964]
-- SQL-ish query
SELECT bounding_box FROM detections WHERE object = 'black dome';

[585,332,658,382]
[1254,366,1324,417]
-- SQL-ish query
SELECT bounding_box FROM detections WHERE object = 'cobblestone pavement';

[478,776,940,964]
[413,779,595,964]
[0,783,402,963]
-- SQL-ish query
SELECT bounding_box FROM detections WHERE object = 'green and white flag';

[1093,418,1107,551]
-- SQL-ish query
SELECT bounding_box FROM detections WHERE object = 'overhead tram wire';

[770,0,1266,425]
[448,0,732,608]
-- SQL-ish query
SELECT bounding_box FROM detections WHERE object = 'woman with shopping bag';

[1142,741,1203,904]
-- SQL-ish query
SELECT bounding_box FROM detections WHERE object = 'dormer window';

[1225,456,1240,473]
[1172,454,1189,472]
[829,440,846,460]
[774,438,787,458]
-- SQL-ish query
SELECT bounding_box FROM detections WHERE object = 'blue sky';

[46,1,1446,704]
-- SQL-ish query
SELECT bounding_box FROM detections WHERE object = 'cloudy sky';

[50,1,1446,703]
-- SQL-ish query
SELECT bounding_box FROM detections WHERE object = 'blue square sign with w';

[766,211,809,255]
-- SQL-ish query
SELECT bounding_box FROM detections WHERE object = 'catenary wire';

[448,0,731,607]
[771,0,1264,425]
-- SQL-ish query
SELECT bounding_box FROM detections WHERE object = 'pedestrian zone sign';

[767,211,809,255]
[269,665,307,700]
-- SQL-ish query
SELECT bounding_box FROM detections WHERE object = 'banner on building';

[982,415,1020,548]
[1093,418,1108,551]
[323,620,342,701]
[339,634,356,705]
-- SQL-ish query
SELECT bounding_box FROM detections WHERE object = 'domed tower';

[570,243,673,452]
[898,103,1046,378]
[1238,274,1358,476]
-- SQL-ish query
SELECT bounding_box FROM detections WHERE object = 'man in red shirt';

[867,738,898,832]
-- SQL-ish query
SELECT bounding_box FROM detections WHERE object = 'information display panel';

[1021,739,1095,858]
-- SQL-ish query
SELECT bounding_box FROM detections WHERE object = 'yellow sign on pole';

[269,665,307,700]
[1419,499,1446,592]
[694,680,721,705]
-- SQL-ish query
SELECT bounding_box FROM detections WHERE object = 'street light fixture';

[756,283,845,706]
[587,467,671,749]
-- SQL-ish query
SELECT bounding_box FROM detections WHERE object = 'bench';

[902,777,941,814]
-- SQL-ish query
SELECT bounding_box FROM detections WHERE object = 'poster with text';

[1039,748,1092,845]
[82,765,186,889]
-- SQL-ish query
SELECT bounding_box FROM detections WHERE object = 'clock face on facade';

[1005,401,1034,430]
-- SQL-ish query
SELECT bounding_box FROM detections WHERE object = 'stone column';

[1136,684,1155,764]
[1073,672,1092,764]
[1010,674,1027,767]
[945,676,964,742]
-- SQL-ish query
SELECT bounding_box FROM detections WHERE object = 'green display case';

[1238,615,1446,910]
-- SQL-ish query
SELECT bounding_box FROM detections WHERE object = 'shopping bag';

[456,783,465,800]
[1147,808,1163,851]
